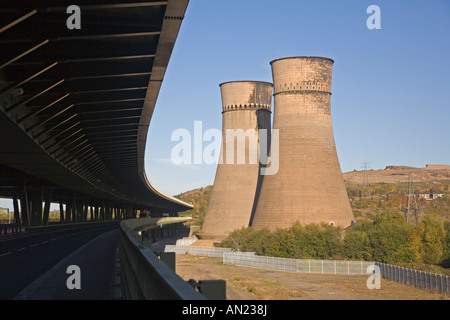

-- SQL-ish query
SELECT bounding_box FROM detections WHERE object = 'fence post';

[413,270,416,288]
[432,274,437,292]
[389,265,392,281]
[407,268,411,286]
[445,276,450,293]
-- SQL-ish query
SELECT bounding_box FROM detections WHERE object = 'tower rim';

[219,80,273,87]
[269,56,334,65]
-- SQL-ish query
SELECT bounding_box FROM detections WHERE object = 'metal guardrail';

[118,221,206,300]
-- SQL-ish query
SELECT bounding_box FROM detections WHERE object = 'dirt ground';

[175,254,449,300]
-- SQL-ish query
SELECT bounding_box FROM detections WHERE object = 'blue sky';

[146,0,450,196]
[1,0,449,210]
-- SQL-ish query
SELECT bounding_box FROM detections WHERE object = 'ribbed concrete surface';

[251,57,355,230]
[201,81,272,240]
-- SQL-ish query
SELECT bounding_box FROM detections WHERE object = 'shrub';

[218,211,449,268]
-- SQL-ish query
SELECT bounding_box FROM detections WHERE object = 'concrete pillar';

[76,200,83,222]
[83,202,88,222]
[13,195,21,226]
[65,200,72,222]
[71,199,76,222]
[100,204,105,220]
[59,201,65,222]
[107,204,112,220]
[201,81,273,240]
[251,56,355,230]
[29,189,43,226]
[42,191,51,225]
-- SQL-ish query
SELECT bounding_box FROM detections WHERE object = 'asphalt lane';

[0,223,120,300]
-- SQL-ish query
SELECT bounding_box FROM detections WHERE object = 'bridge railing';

[118,220,206,300]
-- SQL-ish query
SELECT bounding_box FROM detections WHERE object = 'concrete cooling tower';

[200,81,273,240]
[251,56,355,230]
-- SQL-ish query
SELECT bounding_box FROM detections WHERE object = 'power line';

[405,172,420,224]
[361,161,371,197]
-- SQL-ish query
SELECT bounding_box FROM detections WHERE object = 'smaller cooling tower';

[251,56,355,231]
[200,81,273,240]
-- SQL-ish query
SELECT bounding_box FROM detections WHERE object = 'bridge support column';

[42,190,51,225]
[20,188,30,227]
[125,206,132,219]
[66,200,73,222]
[29,189,43,226]
[75,199,83,222]
[82,202,88,222]
[13,195,21,226]
[105,204,111,220]
[59,201,65,222]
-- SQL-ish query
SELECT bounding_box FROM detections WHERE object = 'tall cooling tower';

[251,56,354,230]
[201,81,273,240]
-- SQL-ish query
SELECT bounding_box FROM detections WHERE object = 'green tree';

[420,214,446,265]
[343,230,371,260]
[361,211,416,263]
[441,222,450,268]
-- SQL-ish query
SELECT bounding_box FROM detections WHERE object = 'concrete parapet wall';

[118,222,206,300]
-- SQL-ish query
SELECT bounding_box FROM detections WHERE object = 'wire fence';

[376,262,449,295]
[164,245,372,275]
[224,252,299,273]
[223,251,374,275]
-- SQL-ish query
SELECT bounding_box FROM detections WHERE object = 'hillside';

[342,164,450,223]
[343,164,450,184]
[174,185,213,225]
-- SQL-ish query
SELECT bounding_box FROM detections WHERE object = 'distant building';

[418,190,443,200]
